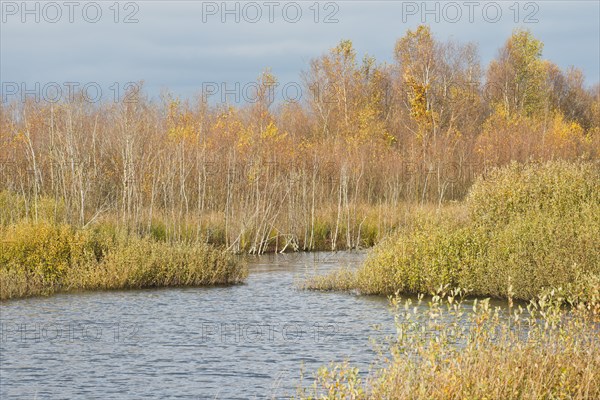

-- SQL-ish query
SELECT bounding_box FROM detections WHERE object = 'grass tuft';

[0,222,247,300]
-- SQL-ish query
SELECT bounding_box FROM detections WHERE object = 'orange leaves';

[347,104,393,148]
[545,113,586,157]
[477,106,593,166]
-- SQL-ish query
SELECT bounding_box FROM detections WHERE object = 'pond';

[1,251,401,399]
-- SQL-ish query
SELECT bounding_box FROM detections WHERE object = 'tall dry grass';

[0,221,247,300]
[298,288,600,399]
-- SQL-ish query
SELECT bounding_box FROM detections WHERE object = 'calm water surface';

[1,252,401,399]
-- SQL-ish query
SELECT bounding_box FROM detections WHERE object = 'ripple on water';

[1,251,397,399]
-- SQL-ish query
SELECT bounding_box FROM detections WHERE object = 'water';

[1,251,399,399]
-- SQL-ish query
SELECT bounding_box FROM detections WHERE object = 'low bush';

[0,222,247,300]
[304,161,600,302]
[298,289,600,399]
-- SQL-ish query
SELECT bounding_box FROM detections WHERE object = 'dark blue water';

[1,252,397,399]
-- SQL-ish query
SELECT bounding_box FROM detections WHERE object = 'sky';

[1,0,599,104]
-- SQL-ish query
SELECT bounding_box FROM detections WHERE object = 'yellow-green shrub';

[468,161,599,227]
[464,161,600,299]
[0,222,95,286]
[91,237,247,289]
[0,223,247,300]
[305,161,600,301]
[299,290,600,399]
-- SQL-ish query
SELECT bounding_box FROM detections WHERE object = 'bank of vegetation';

[298,289,600,399]
[1,27,599,299]
[304,160,600,302]
[0,193,247,300]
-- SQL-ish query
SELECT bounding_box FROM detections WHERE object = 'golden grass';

[298,288,600,399]
[0,222,247,300]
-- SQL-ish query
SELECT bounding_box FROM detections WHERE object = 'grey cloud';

[1,1,598,101]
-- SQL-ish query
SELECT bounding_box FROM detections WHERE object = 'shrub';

[467,161,599,227]
[304,161,600,302]
[464,161,600,300]
[298,289,600,399]
[0,223,247,300]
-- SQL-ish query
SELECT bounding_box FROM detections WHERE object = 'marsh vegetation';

[1,28,598,256]
[304,161,600,302]
[1,25,599,399]
[0,192,246,300]
[298,288,600,399]
[300,160,600,399]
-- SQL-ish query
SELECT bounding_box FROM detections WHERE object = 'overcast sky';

[1,1,599,103]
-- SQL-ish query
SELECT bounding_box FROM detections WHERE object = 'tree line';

[1,26,598,252]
